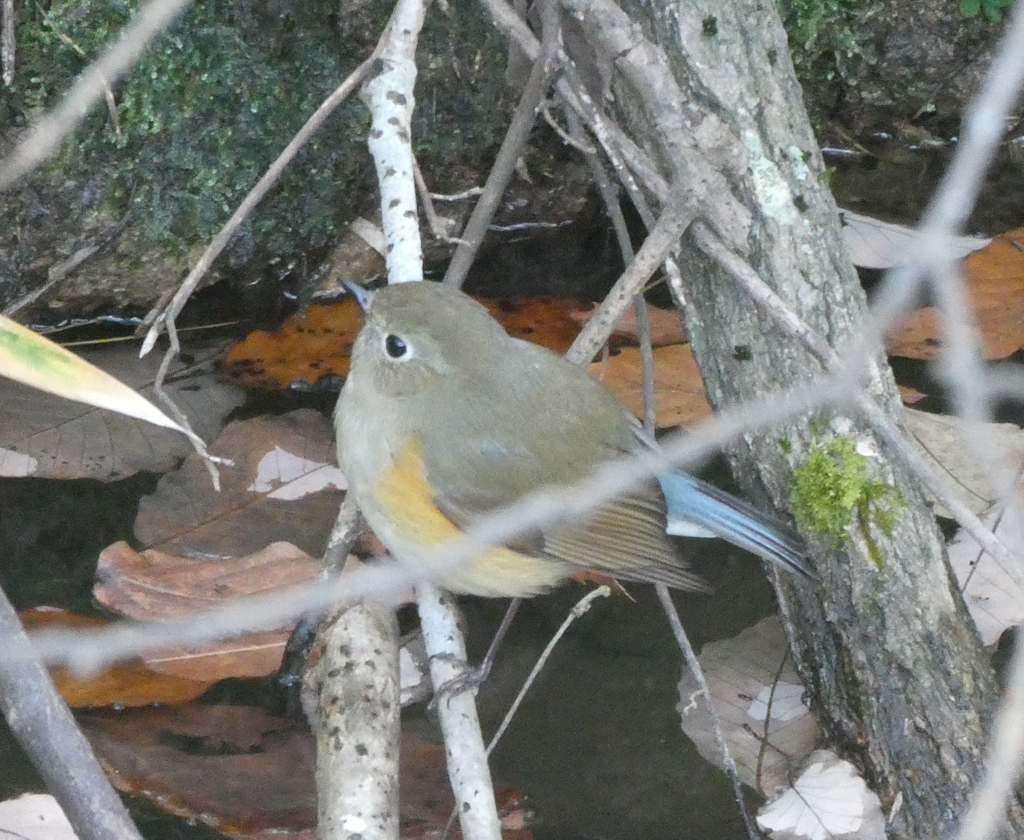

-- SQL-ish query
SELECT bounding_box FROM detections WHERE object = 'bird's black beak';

[341,280,374,313]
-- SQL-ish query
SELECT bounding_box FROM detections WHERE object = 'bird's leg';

[429,598,521,706]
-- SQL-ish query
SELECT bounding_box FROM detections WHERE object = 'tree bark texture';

[561,0,1016,835]
[314,602,400,840]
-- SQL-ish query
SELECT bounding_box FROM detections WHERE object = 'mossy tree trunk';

[556,0,1017,835]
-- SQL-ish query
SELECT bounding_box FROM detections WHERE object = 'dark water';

[826,134,1024,235]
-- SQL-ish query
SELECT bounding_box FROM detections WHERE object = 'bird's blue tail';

[657,470,814,578]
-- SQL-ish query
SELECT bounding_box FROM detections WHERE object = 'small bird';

[335,281,811,597]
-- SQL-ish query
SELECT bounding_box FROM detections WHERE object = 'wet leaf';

[21,608,215,707]
[888,227,1024,360]
[480,295,583,353]
[220,295,584,390]
[221,300,363,389]
[94,541,321,680]
[82,705,318,840]
[0,341,243,480]
[81,706,530,839]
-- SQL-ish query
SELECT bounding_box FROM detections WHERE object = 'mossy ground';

[2,0,511,295]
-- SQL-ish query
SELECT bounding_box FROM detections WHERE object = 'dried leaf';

[677,615,818,796]
[0,794,79,840]
[22,608,214,707]
[134,410,344,559]
[949,503,1024,646]
[903,408,1024,516]
[840,209,990,270]
[757,749,885,840]
[94,541,321,680]
[81,706,529,839]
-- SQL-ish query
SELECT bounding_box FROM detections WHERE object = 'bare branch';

[568,203,694,364]
[0,585,143,840]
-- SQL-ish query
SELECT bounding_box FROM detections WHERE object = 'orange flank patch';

[373,442,468,549]
[371,442,566,597]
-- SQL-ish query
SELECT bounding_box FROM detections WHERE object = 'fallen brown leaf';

[221,299,363,389]
[221,293,584,391]
[134,410,344,559]
[94,541,321,681]
[82,705,531,839]
[21,608,215,708]
[888,227,1024,360]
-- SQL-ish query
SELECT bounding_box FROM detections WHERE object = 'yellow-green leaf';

[0,315,184,432]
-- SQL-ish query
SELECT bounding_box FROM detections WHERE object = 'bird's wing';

[541,487,712,592]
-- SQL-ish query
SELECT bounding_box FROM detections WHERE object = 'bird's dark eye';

[384,334,408,359]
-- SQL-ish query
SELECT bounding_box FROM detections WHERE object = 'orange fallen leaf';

[220,299,363,389]
[592,344,711,428]
[94,541,321,681]
[480,295,584,354]
[570,303,686,347]
[21,608,214,708]
[888,228,1024,360]
[221,293,584,390]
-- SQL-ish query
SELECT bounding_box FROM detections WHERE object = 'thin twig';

[655,583,761,840]
[635,296,657,436]
[430,186,485,201]
[442,0,559,289]
[541,100,595,153]
[568,203,693,365]
[575,119,658,433]
[2,0,15,87]
[33,1,122,138]
[485,585,610,754]
[413,157,465,244]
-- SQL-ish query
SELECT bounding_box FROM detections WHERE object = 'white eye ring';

[383,333,410,360]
